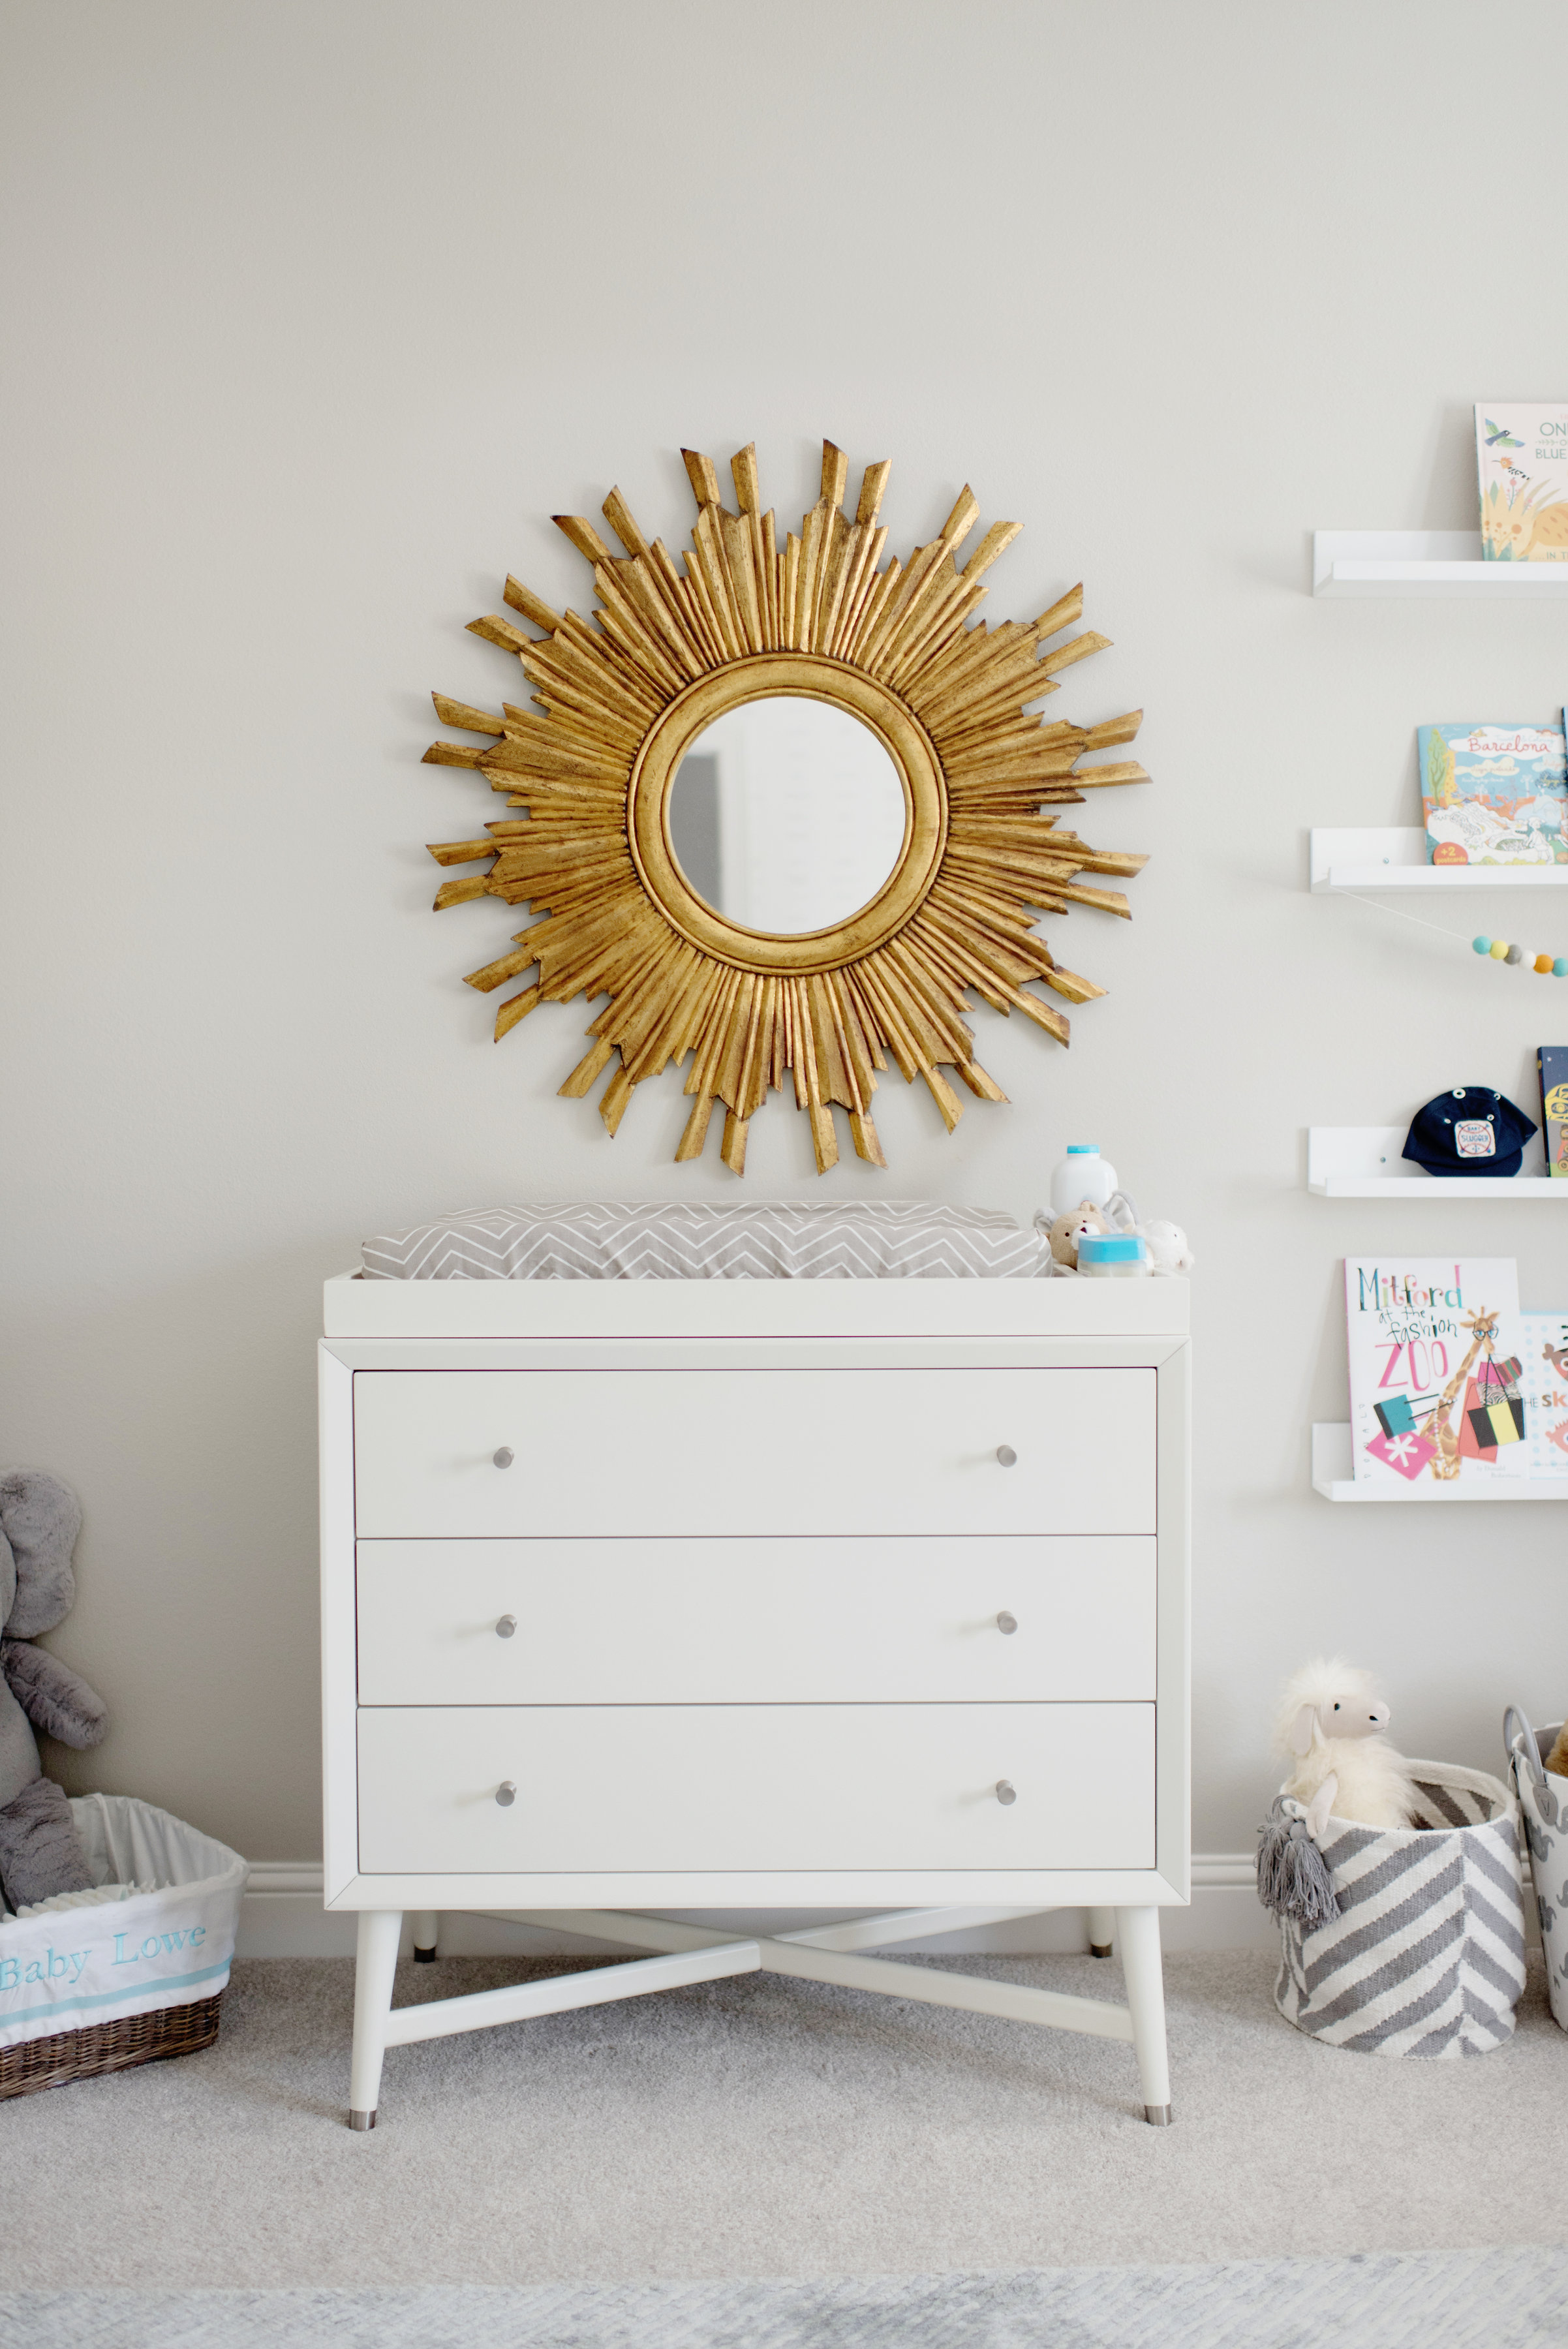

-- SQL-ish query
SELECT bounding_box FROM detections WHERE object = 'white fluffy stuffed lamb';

[1273,1657,1418,1842]
[1139,1219,1193,1276]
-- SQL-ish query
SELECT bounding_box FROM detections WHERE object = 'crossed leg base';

[346,1901,1173,2130]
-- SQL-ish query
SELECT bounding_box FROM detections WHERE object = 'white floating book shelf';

[1313,530,1568,597]
[1308,1127,1561,1198]
[1312,1424,1568,1502]
[1310,827,1568,892]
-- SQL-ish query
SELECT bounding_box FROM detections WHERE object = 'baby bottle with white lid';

[1049,1144,1118,1216]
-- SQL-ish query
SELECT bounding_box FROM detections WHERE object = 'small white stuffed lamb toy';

[1139,1219,1193,1276]
[1274,1657,1419,1842]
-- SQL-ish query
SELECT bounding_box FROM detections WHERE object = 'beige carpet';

[3,1950,1566,2288]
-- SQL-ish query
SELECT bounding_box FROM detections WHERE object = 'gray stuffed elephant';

[0,1471,108,1911]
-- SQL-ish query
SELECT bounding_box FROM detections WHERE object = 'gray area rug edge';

[14,2247,1568,2349]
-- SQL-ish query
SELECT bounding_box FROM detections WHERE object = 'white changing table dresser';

[319,1273,1190,2129]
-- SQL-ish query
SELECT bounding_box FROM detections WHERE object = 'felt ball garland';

[1471,935,1568,976]
[1339,889,1568,977]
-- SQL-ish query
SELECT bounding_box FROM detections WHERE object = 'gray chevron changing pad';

[361,1200,1048,1280]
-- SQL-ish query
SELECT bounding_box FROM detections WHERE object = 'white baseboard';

[237,1857,1278,1959]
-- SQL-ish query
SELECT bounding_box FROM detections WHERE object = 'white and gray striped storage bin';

[1274,1761,1526,2057]
[1505,1708,1568,2035]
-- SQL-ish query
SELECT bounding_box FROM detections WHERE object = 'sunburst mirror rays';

[423,439,1150,1176]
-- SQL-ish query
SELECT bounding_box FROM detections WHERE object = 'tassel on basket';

[1256,1797,1340,1929]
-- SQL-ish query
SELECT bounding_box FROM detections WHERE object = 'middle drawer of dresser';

[356,1535,1156,1705]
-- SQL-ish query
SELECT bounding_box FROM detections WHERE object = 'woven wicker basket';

[0,1989,224,2101]
[0,1794,245,2098]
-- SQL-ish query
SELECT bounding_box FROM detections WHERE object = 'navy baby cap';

[1403,1087,1538,1178]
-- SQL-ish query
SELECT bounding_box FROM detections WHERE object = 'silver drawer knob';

[493,1447,514,1469]
[996,1611,1018,1635]
[995,1445,1017,1467]
[495,1614,517,1639]
[995,1779,1017,1806]
[495,1780,517,1807]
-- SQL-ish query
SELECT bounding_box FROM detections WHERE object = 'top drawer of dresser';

[352,1366,1156,1537]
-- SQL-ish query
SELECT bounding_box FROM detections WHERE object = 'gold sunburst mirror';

[424,440,1148,1174]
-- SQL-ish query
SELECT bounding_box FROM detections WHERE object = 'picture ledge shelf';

[1308,1128,1563,1199]
[1310,827,1568,892]
[1312,1424,1568,1502]
[1312,531,1568,597]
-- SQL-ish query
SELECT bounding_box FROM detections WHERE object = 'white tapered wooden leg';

[348,1909,402,2130]
[1086,1906,1115,1958]
[1115,1904,1171,2124]
[411,1910,439,1964]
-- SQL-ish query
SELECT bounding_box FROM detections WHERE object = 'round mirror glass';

[666,696,908,934]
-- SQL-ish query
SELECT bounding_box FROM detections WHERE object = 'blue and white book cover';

[1420,722,1568,866]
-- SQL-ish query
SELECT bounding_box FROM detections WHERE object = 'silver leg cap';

[348,2108,377,2132]
[1143,2103,1173,2127]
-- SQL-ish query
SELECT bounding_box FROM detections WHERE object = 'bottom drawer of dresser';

[356,1704,1154,1873]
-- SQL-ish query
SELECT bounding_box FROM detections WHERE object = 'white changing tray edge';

[322,1269,1190,1340]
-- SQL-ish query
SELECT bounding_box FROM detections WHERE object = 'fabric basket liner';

[1274,1758,1526,2057]
[0,1794,247,2053]
[1505,1706,1568,2034]
[361,1199,1050,1282]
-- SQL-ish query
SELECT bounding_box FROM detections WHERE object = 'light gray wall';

[3,0,1566,1864]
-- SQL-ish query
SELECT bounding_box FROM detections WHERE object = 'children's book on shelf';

[1476,405,1568,560]
[1517,1313,1568,1479]
[1539,1046,1568,1178]
[1345,1258,1527,1488]
[1419,722,1567,865]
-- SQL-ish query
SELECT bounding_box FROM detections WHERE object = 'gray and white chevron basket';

[1274,1760,1526,2058]
[1505,1708,1568,2036]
